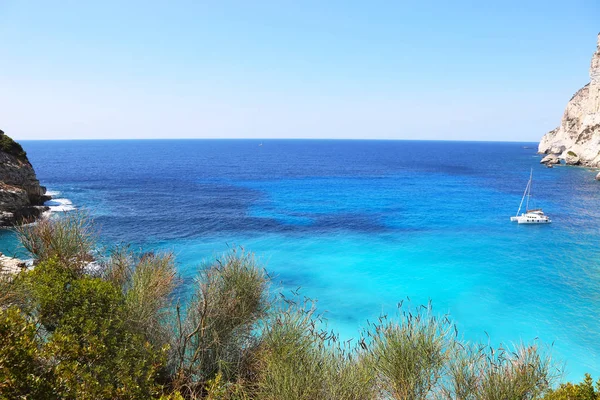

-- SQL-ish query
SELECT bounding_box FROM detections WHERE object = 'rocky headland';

[539,33,600,168]
[0,129,50,226]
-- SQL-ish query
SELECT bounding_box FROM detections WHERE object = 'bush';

[10,258,165,399]
[254,302,328,399]
[0,269,24,309]
[253,297,375,400]
[44,277,163,399]
[0,307,54,398]
[102,246,178,348]
[324,349,375,400]
[15,211,96,271]
[367,303,455,399]
[544,374,600,400]
[474,343,555,400]
[172,249,269,396]
[0,130,27,160]
[441,342,556,400]
[23,257,79,331]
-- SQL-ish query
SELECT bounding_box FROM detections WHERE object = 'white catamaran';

[510,169,551,224]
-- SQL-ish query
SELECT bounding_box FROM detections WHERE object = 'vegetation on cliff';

[0,213,596,399]
[0,129,28,161]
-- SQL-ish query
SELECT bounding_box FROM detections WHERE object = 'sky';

[0,1,598,141]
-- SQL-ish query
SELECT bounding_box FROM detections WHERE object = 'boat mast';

[516,178,530,216]
[525,168,532,211]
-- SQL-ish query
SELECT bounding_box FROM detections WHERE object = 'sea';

[2,139,599,380]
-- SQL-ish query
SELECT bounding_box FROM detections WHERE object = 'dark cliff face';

[0,129,50,226]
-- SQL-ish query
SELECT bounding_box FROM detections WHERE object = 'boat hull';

[517,218,551,224]
[511,212,551,224]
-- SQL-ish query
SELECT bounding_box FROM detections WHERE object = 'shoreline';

[0,252,27,275]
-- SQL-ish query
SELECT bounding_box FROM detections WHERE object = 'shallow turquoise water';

[2,139,599,379]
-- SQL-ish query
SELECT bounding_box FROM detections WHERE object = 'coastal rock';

[562,150,581,165]
[0,129,49,226]
[539,33,600,167]
[540,154,560,165]
[596,172,600,181]
[0,252,26,275]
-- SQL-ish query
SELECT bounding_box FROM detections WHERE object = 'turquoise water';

[2,139,599,379]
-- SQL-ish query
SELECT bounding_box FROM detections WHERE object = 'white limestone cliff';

[539,33,600,166]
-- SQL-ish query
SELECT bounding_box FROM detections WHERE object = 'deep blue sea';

[2,140,599,380]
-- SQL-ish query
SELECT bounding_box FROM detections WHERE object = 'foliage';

[544,374,600,400]
[322,345,375,400]
[159,392,186,400]
[22,257,79,331]
[0,307,54,399]
[367,303,455,399]
[15,211,95,271]
[0,268,24,309]
[441,341,556,400]
[253,298,375,400]
[172,249,269,397]
[474,343,555,400]
[0,130,27,160]
[1,258,165,399]
[43,276,163,399]
[102,246,178,348]
[205,372,250,400]
[253,302,329,399]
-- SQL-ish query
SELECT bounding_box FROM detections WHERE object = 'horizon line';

[17,137,539,144]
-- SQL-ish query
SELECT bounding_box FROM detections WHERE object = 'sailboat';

[510,169,551,224]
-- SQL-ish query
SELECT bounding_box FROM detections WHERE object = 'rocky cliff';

[539,33,600,166]
[0,130,49,226]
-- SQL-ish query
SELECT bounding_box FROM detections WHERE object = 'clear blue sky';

[0,0,598,141]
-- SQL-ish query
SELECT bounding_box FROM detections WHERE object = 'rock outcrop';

[0,129,50,226]
[0,252,27,275]
[539,33,600,166]
[540,154,560,165]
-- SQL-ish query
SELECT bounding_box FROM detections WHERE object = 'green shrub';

[568,151,578,157]
[322,342,375,400]
[254,303,326,399]
[0,307,55,398]
[367,303,455,399]
[103,247,177,348]
[23,257,79,331]
[0,268,25,309]
[0,130,27,160]
[544,374,600,400]
[172,249,269,396]
[474,343,555,400]
[205,371,251,400]
[253,297,376,400]
[15,211,96,271]
[443,342,555,400]
[14,258,165,399]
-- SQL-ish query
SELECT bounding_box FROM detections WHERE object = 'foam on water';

[44,197,76,212]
